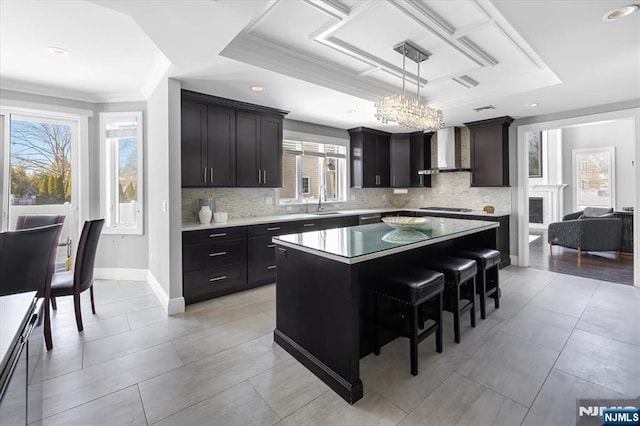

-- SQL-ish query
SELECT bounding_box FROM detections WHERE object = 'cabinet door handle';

[267,227,280,231]
[267,265,277,270]
[209,251,227,257]
[210,168,214,183]
[263,170,267,184]
[267,244,276,248]
[258,169,262,184]
[203,167,207,183]
[209,233,227,238]
[303,223,315,227]
[393,176,396,186]
[420,175,423,185]
[209,275,227,282]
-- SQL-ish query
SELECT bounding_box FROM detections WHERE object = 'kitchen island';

[272,217,499,404]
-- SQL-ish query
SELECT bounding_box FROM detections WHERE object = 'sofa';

[547,207,622,263]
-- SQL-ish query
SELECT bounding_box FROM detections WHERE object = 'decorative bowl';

[382,216,430,230]
[381,229,428,244]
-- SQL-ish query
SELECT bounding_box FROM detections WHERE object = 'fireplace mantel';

[529,184,568,228]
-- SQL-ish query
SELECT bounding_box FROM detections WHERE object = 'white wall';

[561,119,635,215]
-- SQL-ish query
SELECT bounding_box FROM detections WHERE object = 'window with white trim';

[279,140,347,204]
[573,147,615,210]
[100,112,144,234]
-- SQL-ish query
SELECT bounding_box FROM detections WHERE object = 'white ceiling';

[1,0,639,130]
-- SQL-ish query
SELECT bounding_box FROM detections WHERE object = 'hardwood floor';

[529,230,634,285]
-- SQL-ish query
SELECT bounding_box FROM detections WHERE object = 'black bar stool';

[459,248,501,319]
[425,256,477,344]
[372,268,444,376]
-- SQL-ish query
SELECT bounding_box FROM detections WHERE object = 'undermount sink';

[310,211,341,216]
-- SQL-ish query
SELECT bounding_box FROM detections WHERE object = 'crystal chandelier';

[375,41,444,131]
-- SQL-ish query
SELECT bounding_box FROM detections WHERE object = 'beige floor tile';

[41,385,147,426]
[523,369,630,426]
[172,313,275,364]
[138,340,279,424]
[249,359,329,418]
[277,387,405,426]
[499,304,578,351]
[555,329,640,396]
[153,381,279,426]
[39,342,183,420]
[457,331,559,407]
[400,372,528,425]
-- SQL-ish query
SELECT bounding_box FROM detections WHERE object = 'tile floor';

[28,266,640,425]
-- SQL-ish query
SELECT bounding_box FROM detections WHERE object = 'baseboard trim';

[147,271,185,316]
[94,268,148,281]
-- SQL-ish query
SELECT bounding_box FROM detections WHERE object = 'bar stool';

[372,268,444,376]
[459,248,501,319]
[424,256,477,344]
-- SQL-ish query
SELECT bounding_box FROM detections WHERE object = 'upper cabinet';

[181,90,288,188]
[410,131,432,188]
[236,113,283,187]
[390,134,410,188]
[464,116,514,187]
[349,127,390,188]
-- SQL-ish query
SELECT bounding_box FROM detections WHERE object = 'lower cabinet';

[182,226,247,304]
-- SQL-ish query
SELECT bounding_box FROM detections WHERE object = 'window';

[279,139,347,204]
[100,112,144,234]
[573,147,615,210]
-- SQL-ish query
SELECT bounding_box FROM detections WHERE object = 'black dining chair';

[50,219,105,332]
[16,214,69,272]
[0,224,63,351]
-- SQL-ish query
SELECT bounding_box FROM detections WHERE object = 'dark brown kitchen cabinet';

[464,116,514,187]
[390,134,410,188]
[181,100,236,187]
[410,132,432,187]
[236,112,283,188]
[181,90,288,188]
[349,127,390,187]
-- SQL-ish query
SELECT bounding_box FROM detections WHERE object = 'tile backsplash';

[182,172,510,223]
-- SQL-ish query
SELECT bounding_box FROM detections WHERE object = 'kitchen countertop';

[273,218,499,264]
[182,207,509,231]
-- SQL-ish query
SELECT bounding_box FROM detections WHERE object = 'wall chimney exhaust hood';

[418,127,471,174]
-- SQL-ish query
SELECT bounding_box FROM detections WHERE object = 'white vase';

[198,206,212,224]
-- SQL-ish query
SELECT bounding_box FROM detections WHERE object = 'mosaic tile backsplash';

[182,172,511,223]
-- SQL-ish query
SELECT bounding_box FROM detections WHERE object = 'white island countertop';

[272,217,499,264]
[182,207,509,232]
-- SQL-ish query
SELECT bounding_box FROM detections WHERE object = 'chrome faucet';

[318,185,326,212]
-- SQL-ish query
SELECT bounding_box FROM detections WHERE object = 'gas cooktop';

[419,207,473,212]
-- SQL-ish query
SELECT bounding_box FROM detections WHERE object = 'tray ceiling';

[221,0,560,111]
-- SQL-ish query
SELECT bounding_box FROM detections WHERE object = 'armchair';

[548,208,622,265]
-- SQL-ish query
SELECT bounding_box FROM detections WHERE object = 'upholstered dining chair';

[0,224,63,351]
[16,214,69,272]
[50,219,105,332]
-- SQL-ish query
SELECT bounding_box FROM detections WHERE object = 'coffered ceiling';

[1,0,639,130]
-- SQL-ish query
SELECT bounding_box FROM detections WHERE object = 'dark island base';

[274,228,497,404]
[274,330,364,404]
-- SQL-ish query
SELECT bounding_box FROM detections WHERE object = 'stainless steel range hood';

[418,127,471,174]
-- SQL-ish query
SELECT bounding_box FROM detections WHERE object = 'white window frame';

[278,139,348,205]
[572,146,615,211]
[100,111,144,235]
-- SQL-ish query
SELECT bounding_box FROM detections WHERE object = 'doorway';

[516,109,640,286]
[1,110,81,264]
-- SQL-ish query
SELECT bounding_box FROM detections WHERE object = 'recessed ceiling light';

[47,46,69,56]
[250,85,264,92]
[603,4,639,21]
[526,103,539,108]
[346,109,357,114]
